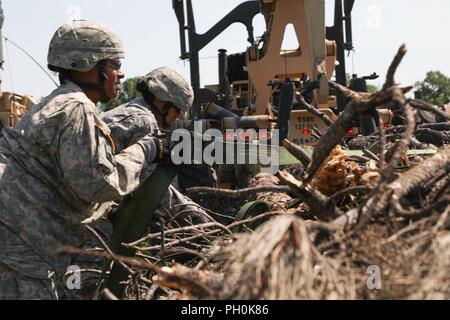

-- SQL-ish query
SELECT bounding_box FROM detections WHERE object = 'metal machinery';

[247,0,336,113]
[173,0,361,145]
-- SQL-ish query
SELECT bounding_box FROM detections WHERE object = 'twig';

[415,128,450,146]
[186,185,291,199]
[278,170,341,220]
[423,173,450,206]
[143,284,159,300]
[311,132,321,141]
[172,203,235,222]
[152,264,215,298]
[283,139,311,167]
[160,218,166,266]
[134,224,234,252]
[378,117,387,170]
[125,221,234,247]
[409,99,450,121]
[418,122,450,131]
[383,217,431,244]
[306,46,411,184]
[351,185,393,235]
[84,225,132,273]
[127,223,233,252]
[159,247,208,262]
[362,148,380,162]
[64,269,104,276]
[132,211,286,251]
[347,155,372,163]
[330,185,371,203]
[312,126,323,138]
[136,231,221,252]
[296,94,334,126]
[133,273,141,300]
[383,98,416,180]
[383,44,407,90]
[379,122,450,136]
[102,288,119,300]
[331,81,361,99]
[390,145,450,203]
[306,85,412,182]
[57,246,160,272]
[396,196,450,219]
[354,144,450,233]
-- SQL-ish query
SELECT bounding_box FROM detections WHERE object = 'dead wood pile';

[63,45,450,300]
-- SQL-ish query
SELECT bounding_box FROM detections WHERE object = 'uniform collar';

[62,80,84,93]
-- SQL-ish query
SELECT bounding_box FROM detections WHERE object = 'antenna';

[0,0,4,90]
[3,37,58,87]
[0,1,58,90]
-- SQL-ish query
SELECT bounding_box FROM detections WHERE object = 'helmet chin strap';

[150,102,171,129]
[98,62,111,103]
[141,90,171,128]
[70,62,110,103]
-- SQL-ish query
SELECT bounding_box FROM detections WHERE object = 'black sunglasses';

[104,60,122,70]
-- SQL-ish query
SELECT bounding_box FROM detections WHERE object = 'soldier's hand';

[153,137,172,162]
[136,134,171,164]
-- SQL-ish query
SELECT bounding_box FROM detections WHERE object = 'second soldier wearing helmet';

[101,67,193,158]
[100,68,212,232]
[137,67,194,128]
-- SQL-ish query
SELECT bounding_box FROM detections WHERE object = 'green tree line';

[415,71,450,106]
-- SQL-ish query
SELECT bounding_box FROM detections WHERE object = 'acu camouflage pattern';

[0,81,158,299]
[102,98,161,163]
[101,98,206,222]
[47,20,125,72]
[138,67,194,113]
[142,67,217,196]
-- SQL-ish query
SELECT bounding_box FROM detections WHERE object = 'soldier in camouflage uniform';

[0,21,170,299]
[102,67,193,159]
[101,67,212,227]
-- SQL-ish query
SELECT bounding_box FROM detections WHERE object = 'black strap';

[70,61,110,103]
[150,103,171,128]
[97,61,110,103]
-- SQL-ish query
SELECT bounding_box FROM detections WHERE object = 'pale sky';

[1,0,450,98]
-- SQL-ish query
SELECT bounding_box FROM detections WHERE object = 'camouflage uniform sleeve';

[125,112,160,147]
[101,103,160,154]
[58,102,156,203]
[122,113,160,182]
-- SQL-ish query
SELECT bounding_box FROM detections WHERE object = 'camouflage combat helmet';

[137,67,194,113]
[47,20,125,72]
